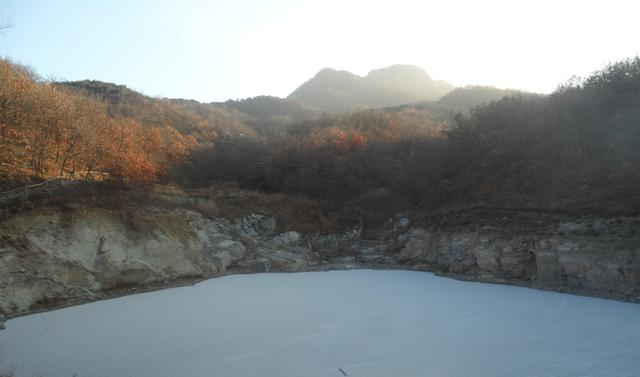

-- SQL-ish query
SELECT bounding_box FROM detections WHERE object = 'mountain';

[287,65,454,112]
[366,64,454,100]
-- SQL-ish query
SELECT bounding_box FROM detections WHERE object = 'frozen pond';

[1,270,639,377]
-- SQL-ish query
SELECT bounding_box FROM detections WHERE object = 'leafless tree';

[0,22,12,36]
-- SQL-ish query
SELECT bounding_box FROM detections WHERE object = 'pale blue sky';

[1,0,639,102]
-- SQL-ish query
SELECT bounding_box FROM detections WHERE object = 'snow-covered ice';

[1,270,639,377]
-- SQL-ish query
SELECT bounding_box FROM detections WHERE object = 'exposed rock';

[254,259,271,273]
[0,206,254,316]
[0,206,638,319]
[206,240,246,274]
[271,231,301,246]
[533,247,561,289]
[394,223,640,301]
[237,214,277,237]
[261,217,277,233]
[397,239,424,262]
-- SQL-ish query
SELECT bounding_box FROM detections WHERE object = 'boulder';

[397,229,428,262]
[499,243,535,279]
[205,240,247,273]
[271,231,301,246]
[474,242,501,275]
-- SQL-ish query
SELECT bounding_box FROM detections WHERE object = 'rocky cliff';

[394,218,640,300]
[1,203,638,329]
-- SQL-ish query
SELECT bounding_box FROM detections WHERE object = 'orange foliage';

[0,58,197,186]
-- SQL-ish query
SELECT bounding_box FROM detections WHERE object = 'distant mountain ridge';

[59,77,521,144]
[287,64,455,112]
[437,85,522,112]
[58,81,323,141]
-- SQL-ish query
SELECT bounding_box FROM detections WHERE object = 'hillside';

[186,58,640,212]
[287,65,454,112]
[60,80,257,142]
[437,85,521,112]
[3,57,640,215]
[61,82,323,140]
[222,96,321,137]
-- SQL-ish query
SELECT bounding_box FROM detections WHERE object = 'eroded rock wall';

[0,206,328,320]
[394,217,640,302]
[1,205,638,328]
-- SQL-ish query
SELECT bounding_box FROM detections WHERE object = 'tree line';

[0,59,195,187]
[2,56,639,214]
[180,57,640,211]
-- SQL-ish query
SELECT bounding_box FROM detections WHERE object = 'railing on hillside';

[0,176,75,202]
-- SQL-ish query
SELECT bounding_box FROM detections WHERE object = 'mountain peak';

[288,65,454,112]
[315,67,338,76]
[313,68,359,81]
[366,64,433,81]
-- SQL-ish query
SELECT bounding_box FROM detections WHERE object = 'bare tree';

[0,22,12,36]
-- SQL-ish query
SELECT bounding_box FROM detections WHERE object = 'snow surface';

[1,270,640,377]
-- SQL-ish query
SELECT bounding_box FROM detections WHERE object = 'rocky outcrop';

[1,205,638,326]
[393,217,640,302]
[0,207,323,319]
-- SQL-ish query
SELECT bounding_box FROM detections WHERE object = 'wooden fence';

[0,177,75,202]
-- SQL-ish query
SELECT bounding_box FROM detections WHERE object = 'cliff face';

[0,206,332,318]
[1,204,638,328]
[395,220,640,300]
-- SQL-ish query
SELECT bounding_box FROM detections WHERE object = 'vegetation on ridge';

[2,57,639,217]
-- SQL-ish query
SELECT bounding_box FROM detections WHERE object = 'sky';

[1,0,639,102]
